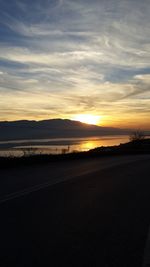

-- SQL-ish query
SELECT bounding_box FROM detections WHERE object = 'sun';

[73,114,101,125]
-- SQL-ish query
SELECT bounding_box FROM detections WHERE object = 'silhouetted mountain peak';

[0,118,127,141]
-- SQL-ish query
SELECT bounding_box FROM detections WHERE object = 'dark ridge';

[0,118,128,141]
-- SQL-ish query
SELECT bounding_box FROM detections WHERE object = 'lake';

[0,135,129,157]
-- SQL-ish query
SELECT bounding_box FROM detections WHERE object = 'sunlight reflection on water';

[0,135,129,157]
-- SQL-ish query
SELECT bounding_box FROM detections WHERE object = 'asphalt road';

[0,155,150,266]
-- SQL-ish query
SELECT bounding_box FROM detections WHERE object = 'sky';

[0,0,150,129]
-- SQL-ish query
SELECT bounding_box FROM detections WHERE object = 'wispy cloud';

[0,0,149,128]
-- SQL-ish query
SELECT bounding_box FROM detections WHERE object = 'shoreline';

[0,139,149,169]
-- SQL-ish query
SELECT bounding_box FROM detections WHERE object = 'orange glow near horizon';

[72,114,102,125]
[1,112,149,131]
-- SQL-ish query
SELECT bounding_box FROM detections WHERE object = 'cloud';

[0,0,149,128]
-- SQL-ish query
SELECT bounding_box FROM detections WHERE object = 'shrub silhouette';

[129,130,145,142]
[22,147,38,157]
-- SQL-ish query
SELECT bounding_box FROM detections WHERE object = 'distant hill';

[0,119,128,141]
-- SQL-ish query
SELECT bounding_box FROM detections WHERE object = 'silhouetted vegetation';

[0,138,149,169]
[129,130,145,142]
[22,147,38,157]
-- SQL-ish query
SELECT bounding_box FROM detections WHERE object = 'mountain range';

[0,119,128,141]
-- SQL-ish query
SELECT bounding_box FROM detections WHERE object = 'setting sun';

[73,114,101,125]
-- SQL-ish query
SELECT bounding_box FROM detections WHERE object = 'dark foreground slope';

[0,155,150,267]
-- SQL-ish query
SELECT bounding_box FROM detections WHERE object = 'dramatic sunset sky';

[0,0,149,129]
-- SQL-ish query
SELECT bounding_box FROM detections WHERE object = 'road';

[0,155,150,266]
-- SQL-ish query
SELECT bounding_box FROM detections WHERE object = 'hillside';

[0,119,127,141]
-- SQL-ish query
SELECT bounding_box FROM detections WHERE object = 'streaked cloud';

[0,0,149,129]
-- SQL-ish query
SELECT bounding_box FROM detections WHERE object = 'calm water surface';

[0,135,128,157]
